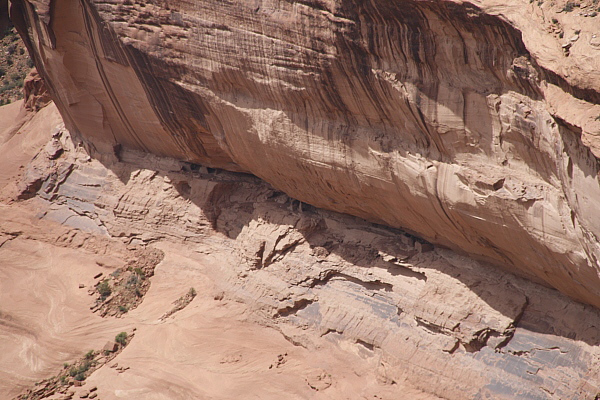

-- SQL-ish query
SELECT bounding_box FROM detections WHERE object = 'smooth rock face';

[10,0,600,305]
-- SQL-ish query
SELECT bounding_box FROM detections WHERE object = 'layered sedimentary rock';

[8,120,600,399]
[10,0,600,307]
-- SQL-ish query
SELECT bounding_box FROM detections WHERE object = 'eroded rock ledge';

[10,0,600,307]
[10,119,600,399]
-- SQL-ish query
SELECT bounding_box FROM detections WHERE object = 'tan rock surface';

[1,102,442,400]
[3,100,600,398]
[0,206,437,400]
[9,0,600,307]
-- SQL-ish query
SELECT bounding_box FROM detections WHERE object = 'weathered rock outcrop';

[8,120,600,399]
[9,0,600,307]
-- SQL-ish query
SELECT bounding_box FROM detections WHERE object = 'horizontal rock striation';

[13,124,600,399]
[9,0,600,307]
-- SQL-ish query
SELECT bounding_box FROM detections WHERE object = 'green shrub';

[80,360,92,372]
[115,331,128,346]
[119,305,128,312]
[74,373,85,381]
[98,280,112,298]
[126,274,139,287]
[85,350,94,359]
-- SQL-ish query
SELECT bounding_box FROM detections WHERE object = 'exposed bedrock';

[10,0,600,305]
[14,126,600,399]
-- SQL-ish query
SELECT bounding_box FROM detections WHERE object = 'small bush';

[69,367,78,377]
[126,274,139,287]
[98,280,112,298]
[115,332,128,346]
[0,81,15,93]
[189,287,197,297]
[80,360,92,372]
[60,375,68,385]
[74,373,85,382]
[85,350,94,359]
[562,2,578,12]
[119,305,128,312]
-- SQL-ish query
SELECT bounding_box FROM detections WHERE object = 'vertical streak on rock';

[9,0,600,306]
[78,0,141,149]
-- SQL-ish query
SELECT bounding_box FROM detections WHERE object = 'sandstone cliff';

[5,1,600,398]
[4,107,600,399]
[10,0,600,308]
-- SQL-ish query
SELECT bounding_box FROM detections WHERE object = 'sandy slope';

[0,203,437,400]
[86,245,437,400]
[0,234,129,398]
[0,102,439,399]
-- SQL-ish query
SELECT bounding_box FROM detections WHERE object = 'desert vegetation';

[0,26,31,106]
[16,332,134,399]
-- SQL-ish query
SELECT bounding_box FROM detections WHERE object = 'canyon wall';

[9,0,600,307]
[7,114,600,399]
